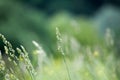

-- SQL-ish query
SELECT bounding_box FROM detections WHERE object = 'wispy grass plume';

[0,34,36,80]
[56,27,71,80]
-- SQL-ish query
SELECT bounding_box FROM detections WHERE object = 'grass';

[0,27,119,80]
[0,34,36,80]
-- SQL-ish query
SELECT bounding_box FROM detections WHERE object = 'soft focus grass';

[0,25,119,80]
[35,43,117,80]
[0,3,119,79]
[0,0,120,80]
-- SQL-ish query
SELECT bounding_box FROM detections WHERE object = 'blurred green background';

[0,0,120,79]
[0,0,120,61]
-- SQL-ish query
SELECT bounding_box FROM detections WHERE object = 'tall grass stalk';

[17,46,36,80]
[56,27,71,80]
[32,40,47,80]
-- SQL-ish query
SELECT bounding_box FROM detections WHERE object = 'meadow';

[0,24,119,80]
[1,0,120,80]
